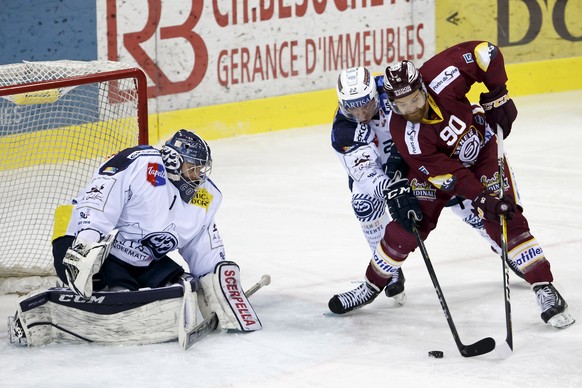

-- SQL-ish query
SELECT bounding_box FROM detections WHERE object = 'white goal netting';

[0,60,148,294]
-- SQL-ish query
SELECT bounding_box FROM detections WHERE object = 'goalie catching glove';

[63,230,118,299]
[197,261,262,332]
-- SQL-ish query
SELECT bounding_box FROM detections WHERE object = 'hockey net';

[0,60,148,294]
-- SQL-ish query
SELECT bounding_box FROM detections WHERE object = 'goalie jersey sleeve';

[65,145,226,277]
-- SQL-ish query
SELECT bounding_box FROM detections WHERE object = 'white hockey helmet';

[336,67,379,123]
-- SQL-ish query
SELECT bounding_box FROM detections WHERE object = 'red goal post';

[0,60,148,294]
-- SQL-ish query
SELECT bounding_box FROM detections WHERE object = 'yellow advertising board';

[436,0,582,101]
[436,0,582,63]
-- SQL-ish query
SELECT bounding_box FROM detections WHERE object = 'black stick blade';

[460,337,496,357]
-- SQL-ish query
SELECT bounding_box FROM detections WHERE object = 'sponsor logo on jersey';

[428,66,460,95]
[480,171,510,194]
[463,53,474,63]
[209,222,224,249]
[147,163,166,186]
[404,123,421,155]
[81,176,116,211]
[354,123,369,143]
[128,149,160,160]
[410,178,437,200]
[190,187,213,211]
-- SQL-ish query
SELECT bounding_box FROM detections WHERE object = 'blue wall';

[0,0,97,65]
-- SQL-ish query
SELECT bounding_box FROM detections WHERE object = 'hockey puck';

[428,351,444,358]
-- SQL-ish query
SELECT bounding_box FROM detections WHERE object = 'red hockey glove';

[480,85,518,139]
[472,191,515,221]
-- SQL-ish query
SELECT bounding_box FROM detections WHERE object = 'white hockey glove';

[197,261,262,332]
[63,230,118,299]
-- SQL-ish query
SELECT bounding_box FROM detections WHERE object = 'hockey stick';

[181,274,271,350]
[496,125,513,353]
[411,223,496,357]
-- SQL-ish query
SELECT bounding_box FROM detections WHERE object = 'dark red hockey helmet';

[383,60,423,100]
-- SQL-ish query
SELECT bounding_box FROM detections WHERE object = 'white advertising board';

[98,0,435,112]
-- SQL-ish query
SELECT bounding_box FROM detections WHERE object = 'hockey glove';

[383,146,408,181]
[472,191,515,221]
[384,173,422,232]
[480,84,518,139]
[63,230,118,299]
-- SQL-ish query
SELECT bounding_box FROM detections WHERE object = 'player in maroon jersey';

[330,41,574,329]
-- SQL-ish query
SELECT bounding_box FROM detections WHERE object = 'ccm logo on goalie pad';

[219,266,261,330]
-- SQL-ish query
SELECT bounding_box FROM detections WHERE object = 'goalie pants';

[53,235,184,291]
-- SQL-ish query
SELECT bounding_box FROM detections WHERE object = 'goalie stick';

[496,124,513,354]
[180,274,271,350]
[411,223,496,357]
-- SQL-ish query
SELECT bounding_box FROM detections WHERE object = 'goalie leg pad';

[197,261,262,332]
[10,284,187,346]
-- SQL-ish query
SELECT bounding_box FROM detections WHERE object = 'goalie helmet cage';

[0,60,148,295]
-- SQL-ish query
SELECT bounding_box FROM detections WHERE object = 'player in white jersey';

[328,67,520,314]
[9,130,262,347]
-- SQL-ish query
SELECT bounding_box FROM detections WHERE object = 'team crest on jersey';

[410,178,437,200]
[140,231,178,260]
[146,163,166,186]
[190,188,213,211]
[450,127,483,166]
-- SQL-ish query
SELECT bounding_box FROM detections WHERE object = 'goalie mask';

[161,129,212,203]
[336,67,379,123]
[383,60,429,123]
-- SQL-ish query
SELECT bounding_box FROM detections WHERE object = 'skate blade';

[391,292,407,307]
[548,310,576,329]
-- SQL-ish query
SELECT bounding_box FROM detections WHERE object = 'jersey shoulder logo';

[146,163,166,186]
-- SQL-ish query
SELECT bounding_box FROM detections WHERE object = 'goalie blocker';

[9,261,262,347]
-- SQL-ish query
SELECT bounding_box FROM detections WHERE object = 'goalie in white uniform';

[9,129,262,347]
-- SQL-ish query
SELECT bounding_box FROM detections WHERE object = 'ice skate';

[328,281,380,314]
[533,282,575,329]
[385,267,406,306]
